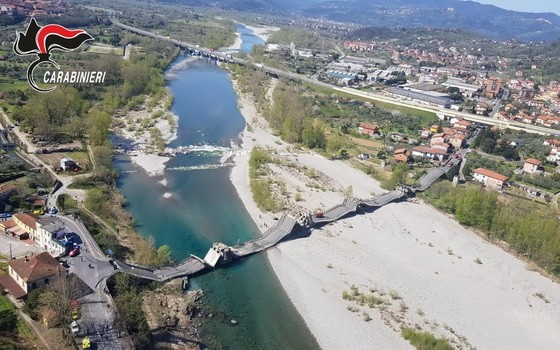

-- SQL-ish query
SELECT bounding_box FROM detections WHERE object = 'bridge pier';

[296,211,312,228]
[203,242,234,267]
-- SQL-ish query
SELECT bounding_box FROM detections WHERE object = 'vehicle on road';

[71,308,80,320]
[59,260,70,268]
[69,247,80,257]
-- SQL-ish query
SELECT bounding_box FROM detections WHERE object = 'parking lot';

[0,231,44,258]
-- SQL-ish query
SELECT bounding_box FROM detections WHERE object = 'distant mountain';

[158,0,560,41]
[158,0,319,14]
[299,0,560,42]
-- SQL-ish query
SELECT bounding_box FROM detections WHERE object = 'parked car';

[70,321,80,334]
[49,207,58,214]
[69,247,80,257]
[71,309,80,320]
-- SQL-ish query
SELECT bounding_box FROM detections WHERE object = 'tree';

[13,87,86,140]
[281,116,301,143]
[302,119,326,149]
[327,134,347,157]
[39,275,87,329]
[88,109,112,147]
[382,162,408,190]
[156,245,171,265]
[0,296,17,333]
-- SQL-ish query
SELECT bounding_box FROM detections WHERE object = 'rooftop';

[9,252,62,283]
[524,158,542,166]
[473,168,509,182]
[13,213,38,230]
[358,122,378,130]
[0,184,16,195]
[0,275,27,299]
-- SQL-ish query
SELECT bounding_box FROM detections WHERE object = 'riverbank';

[228,81,560,349]
[222,23,279,52]
[113,89,179,177]
[243,24,279,42]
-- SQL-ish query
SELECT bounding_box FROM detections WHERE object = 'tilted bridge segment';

[113,179,444,282]
[112,160,458,282]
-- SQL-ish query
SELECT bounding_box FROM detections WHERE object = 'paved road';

[55,215,127,350]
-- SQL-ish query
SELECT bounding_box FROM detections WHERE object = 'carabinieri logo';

[13,18,93,92]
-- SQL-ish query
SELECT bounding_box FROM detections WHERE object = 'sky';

[470,0,560,15]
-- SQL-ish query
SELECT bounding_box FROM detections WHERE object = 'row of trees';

[424,182,560,275]
[266,84,328,149]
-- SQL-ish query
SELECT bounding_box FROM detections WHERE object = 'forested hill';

[300,0,560,42]
[157,0,317,14]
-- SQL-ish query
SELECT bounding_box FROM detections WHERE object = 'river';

[114,24,319,349]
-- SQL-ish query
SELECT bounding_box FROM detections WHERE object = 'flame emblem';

[13,18,93,92]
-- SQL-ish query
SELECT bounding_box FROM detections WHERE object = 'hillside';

[158,0,317,14]
[300,0,560,41]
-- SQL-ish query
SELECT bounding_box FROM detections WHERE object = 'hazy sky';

[470,0,560,15]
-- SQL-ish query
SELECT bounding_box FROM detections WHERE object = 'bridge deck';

[233,214,297,257]
[114,160,458,282]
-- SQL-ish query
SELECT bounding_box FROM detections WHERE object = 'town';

[0,1,559,350]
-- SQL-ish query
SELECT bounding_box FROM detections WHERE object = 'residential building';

[475,103,490,115]
[0,184,16,206]
[520,114,536,124]
[1,220,27,239]
[543,139,560,147]
[12,213,39,239]
[358,122,379,136]
[412,146,447,161]
[547,148,559,164]
[484,77,502,98]
[420,129,432,139]
[2,214,70,256]
[453,119,472,130]
[449,134,466,149]
[60,157,77,171]
[523,158,543,173]
[36,217,72,256]
[0,252,64,299]
[393,149,411,163]
[472,168,508,190]
[430,133,448,146]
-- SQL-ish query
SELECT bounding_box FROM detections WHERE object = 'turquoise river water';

[114,25,319,349]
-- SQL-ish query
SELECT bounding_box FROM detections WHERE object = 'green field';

[0,81,28,92]
[307,83,437,119]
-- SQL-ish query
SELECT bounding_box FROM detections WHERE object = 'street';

[55,215,128,350]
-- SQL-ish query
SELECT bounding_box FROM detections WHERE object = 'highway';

[112,19,560,137]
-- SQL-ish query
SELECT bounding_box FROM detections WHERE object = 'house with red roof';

[0,252,64,298]
[449,133,466,149]
[523,158,543,174]
[412,146,447,161]
[472,168,508,190]
[358,122,379,137]
[393,148,411,163]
